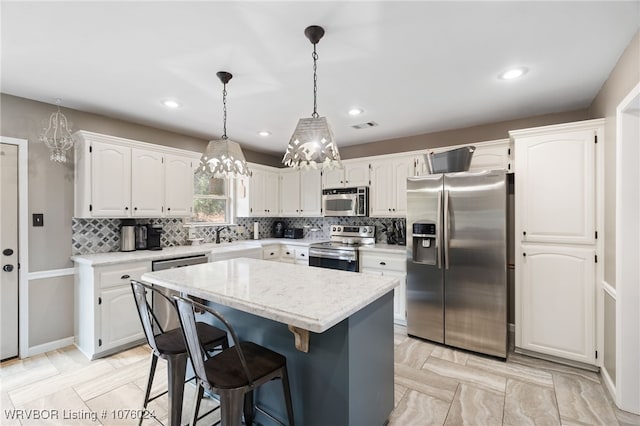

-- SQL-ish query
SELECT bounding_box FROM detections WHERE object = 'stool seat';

[204,341,286,389]
[155,323,227,355]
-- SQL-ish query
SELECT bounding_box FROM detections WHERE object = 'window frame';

[185,174,236,226]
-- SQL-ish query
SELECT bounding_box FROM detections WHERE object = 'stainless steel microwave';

[322,187,369,217]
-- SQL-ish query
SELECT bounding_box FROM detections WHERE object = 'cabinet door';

[391,158,412,216]
[280,169,300,216]
[91,141,131,217]
[99,285,145,352]
[469,140,512,173]
[322,168,344,189]
[249,169,266,216]
[345,161,370,187]
[165,154,194,217]
[515,129,596,244]
[517,244,595,364]
[370,160,393,216]
[264,171,280,216]
[300,169,322,216]
[131,148,164,217]
[362,268,407,325]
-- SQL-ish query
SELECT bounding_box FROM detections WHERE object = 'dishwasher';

[151,254,208,331]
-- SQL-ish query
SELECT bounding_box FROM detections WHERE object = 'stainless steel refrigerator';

[406,170,508,358]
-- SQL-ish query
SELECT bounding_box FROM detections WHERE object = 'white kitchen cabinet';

[249,166,280,217]
[511,119,603,366]
[322,160,370,189]
[262,245,281,261]
[361,250,407,325]
[280,169,322,217]
[75,261,150,359]
[74,131,200,218]
[514,129,596,245]
[164,154,195,217]
[280,246,296,264]
[468,139,513,173]
[370,156,413,217]
[517,244,596,364]
[131,148,164,217]
[294,247,309,265]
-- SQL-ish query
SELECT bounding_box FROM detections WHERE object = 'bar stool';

[173,295,295,426]
[130,280,229,426]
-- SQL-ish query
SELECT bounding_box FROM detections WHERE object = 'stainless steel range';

[309,225,375,272]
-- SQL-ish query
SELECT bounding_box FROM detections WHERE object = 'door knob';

[3,264,14,272]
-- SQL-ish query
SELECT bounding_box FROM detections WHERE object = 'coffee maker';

[273,221,286,238]
[147,225,163,250]
[135,224,148,250]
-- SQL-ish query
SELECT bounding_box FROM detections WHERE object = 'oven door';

[309,247,358,272]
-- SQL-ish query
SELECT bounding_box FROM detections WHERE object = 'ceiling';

[2,1,639,156]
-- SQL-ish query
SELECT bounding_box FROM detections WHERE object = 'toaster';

[284,228,304,239]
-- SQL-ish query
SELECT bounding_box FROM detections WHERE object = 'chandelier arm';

[222,83,228,139]
[312,44,319,118]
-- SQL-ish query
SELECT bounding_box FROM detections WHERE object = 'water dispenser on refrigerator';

[411,222,437,265]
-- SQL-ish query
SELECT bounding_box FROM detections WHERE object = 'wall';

[587,30,640,391]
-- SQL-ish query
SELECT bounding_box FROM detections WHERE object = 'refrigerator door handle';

[436,189,443,269]
[444,189,450,270]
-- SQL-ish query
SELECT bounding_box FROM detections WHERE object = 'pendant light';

[39,99,75,163]
[198,71,250,178]
[283,25,342,170]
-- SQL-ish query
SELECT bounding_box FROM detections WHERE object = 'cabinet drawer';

[360,254,406,272]
[96,261,150,289]
[263,246,280,261]
[295,248,309,262]
[281,247,296,260]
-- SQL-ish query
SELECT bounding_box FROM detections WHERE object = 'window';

[190,174,232,224]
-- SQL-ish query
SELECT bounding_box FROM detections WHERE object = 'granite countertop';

[71,238,403,266]
[141,257,399,333]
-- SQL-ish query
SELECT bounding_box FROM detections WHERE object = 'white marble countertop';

[140,257,399,333]
[71,238,403,266]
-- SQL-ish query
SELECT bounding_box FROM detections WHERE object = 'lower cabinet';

[516,244,596,365]
[262,244,309,266]
[75,261,150,359]
[360,250,407,325]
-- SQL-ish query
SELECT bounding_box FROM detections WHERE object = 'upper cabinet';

[280,168,322,217]
[235,163,280,217]
[415,139,513,176]
[322,160,370,189]
[370,155,413,217]
[74,131,198,218]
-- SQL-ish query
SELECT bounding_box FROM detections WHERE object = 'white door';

[91,141,131,217]
[299,169,322,216]
[515,130,596,245]
[1,143,19,360]
[100,286,145,352]
[165,154,194,217]
[131,148,164,217]
[518,244,596,364]
[280,169,300,216]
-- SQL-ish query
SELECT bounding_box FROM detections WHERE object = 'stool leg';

[243,390,254,425]
[190,383,204,426]
[281,366,295,426]
[220,389,244,426]
[167,353,188,426]
[139,353,158,426]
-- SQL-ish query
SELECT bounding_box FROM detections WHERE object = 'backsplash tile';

[72,216,406,255]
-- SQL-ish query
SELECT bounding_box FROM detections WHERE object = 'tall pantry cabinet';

[511,119,604,366]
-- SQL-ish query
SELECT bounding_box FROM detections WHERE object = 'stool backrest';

[173,295,253,387]
[130,280,171,356]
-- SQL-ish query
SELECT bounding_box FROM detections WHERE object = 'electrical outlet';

[33,213,44,227]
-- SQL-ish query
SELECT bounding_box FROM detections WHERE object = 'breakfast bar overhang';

[141,257,399,426]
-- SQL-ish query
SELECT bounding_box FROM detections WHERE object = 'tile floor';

[1,326,638,425]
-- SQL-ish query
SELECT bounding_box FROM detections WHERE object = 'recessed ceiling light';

[499,67,528,80]
[348,108,364,116]
[161,99,182,109]
[258,131,271,137]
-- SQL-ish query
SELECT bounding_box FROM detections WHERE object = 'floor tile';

[508,352,600,383]
[84,382,167,425]
[422,356,507,394]
[394,336,436,368]
[1,355,60,393]
[45,346,96,373]
[503,378,560,426]
[444,383,505,426]
[430,345,469,365]
[466,353,554,388]
[388,389,451,426]
[395,363,458,403]
[394,383,408,407]
[15,387,99,426]
[553,371,619,425]
[73,357,153,401]
[1,391,20,426]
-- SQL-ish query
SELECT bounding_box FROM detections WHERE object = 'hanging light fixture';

[283,25,342,170]
[198,71,250,178]
[39,99,75,163]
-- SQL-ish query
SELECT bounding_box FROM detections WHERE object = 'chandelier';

[198,71,250,178]
[39,99,75,163]
[283,25,342,170]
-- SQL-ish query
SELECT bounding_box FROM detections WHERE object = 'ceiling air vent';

[351,121,378,129]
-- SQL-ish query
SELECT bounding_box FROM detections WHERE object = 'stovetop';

[309,225,376,251]
[309,240,371,252]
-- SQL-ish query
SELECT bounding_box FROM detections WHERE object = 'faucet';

[214,226,230,244]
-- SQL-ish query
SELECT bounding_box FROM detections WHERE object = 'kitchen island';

[141,257,399,426]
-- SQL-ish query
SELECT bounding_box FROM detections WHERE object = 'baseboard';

[27,336,75,357]
[600,364,617,404]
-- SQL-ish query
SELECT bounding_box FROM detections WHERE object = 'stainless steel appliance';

[135,224,147,250]
[309,225,375,272]
[406,170,508,358]
[151,254,209,330]
[322,187,369,217]
[147,224,163,250]
[120,219,136,252]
